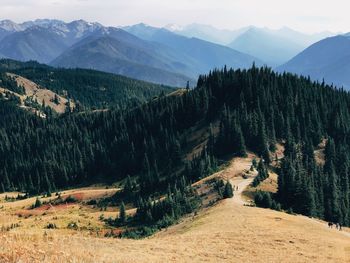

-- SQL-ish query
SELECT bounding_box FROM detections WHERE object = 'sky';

[0,0,348,33]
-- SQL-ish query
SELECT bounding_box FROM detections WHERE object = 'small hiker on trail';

[236,186,238,191]
[339,223,342,231]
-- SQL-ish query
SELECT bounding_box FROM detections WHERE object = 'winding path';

[232,162,350,239]
[230,176,254,206]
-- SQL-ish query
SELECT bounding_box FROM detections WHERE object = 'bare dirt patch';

[5,73,75,114]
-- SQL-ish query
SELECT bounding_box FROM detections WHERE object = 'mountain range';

[123,23,260,75]
[0,19,261,86]
[0,19,347,89]
[168,24,335,66]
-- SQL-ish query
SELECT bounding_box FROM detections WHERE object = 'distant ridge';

[277,34,350,89]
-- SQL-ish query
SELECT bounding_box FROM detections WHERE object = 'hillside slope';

[0,27,70,63]
[1,66,350,225]
[51,35,192,87]
[0,59,175,109]
[0,73,74,115]
[0,155,348,263]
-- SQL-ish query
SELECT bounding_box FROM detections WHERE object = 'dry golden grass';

[1,197,349,263]
[0,187,120,237]
[0,156,349,263]
[1,73,75,114]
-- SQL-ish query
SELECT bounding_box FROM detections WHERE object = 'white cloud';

[0,0,348,33]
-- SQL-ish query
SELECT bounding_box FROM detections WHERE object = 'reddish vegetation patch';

[52,203,76,210]
[65,193,84,201]
[72,193,84,201]
[24,203,76,214]
[35,204,51,211]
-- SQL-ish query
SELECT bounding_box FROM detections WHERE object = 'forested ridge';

[1,64,350,226]
[0,59,174,110]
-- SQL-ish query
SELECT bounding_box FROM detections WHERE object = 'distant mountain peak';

[33,19,64,25]
[0,20,23,31]
[164,23,184,32]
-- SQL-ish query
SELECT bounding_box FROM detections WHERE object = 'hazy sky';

[0,0,348,33]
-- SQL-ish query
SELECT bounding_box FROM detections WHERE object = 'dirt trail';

[216,153,256,206]
[231,176,254,205]
[227,156,350,239]
[0,156,349,262]
[152,155,350,262]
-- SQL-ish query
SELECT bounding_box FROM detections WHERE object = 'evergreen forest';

[1,62,350,227]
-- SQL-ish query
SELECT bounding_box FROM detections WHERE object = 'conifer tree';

[119,202,126,224]
[124,175,133,195]
[233,122,247,157]
[223,181,234,198]
[33,197,42,208]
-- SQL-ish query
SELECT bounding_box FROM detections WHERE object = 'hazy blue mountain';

[168,23,335,66]
[0,19,105,63]
[165,23,248,45]
[0,20,196,85]
[0,19,260,86]
[0,26,71,63]
[277,35,350,88]
[228,27,305,66]
[51,35,192,87]
[0,29,11,42]
[0,20,23,41]
[93,27,199,77]
[19,19,103,39]
[166,24,335,59]
[228,27,336,66]
[53,23,260,86]
[0,20,23,32]
[124,23,261,73]
[272,26,334,47]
